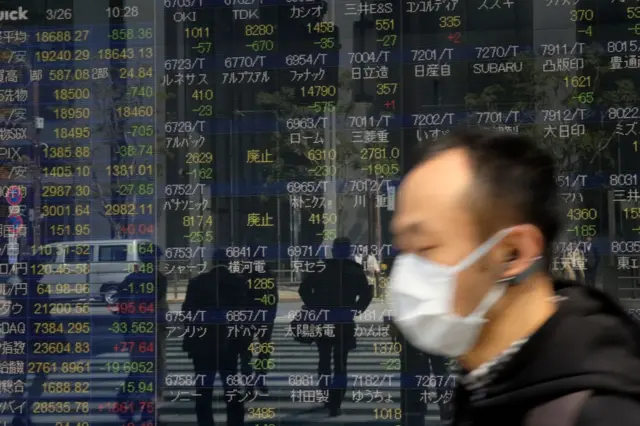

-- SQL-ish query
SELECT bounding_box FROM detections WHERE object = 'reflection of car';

[37,239,154,304]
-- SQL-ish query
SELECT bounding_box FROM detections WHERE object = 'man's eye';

[418,246,436,254]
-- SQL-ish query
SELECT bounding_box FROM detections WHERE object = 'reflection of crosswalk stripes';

[159,322,443,425]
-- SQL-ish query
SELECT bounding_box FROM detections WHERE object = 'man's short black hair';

[212,248,230,265]
[421,129,560,253]
[332,237,351,258]
[333,237,351,248]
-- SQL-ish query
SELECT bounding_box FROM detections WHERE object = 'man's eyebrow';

[392,222,425,236]
[393,222,428,250]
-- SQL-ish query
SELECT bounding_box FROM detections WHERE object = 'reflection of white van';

[38,239,154,304]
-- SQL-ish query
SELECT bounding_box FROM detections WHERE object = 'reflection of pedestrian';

[365,253,380,278]
[299,237,373,416]
[398,336,453,425]
[583,236,599,288]
[182,250,247,426]
[365,253,381,296]
[562,241,585,283]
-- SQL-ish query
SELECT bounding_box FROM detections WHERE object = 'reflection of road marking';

[157,324,448,425]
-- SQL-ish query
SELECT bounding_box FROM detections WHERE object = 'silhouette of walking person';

[182,249,248,426]
[299,237,373,416]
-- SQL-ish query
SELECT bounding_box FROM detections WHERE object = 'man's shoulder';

[188,272,212,287]
[577,393,640,425]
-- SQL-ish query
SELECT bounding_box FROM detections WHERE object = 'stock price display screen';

[0,0,637,424]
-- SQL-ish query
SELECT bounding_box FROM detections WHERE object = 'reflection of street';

[3,304,444,425]
[159,316,443,425]
[157,302,444,425]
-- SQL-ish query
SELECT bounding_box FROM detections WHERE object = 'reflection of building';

[18,0,631,293]
[161,1,565,262]
[163,4,345,257]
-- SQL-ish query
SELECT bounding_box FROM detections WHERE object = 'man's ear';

[500,225,544,280]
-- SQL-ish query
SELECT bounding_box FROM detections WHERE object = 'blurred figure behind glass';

[583,236,598,288]
[182,249,248,426]
[299,237,373,416]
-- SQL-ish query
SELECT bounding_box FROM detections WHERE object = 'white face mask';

[388,228,539,357]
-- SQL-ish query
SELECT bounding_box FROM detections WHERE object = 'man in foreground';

[388,130,640,426]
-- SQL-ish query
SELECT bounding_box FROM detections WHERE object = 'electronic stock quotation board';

[0,0,638,425]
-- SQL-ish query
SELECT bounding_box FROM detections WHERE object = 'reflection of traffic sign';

[7,214,22,233]
[5,186,21,206]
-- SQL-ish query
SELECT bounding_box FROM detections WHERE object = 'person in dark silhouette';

[299,237,373,416]
[239,255,279,395]
[182,249,248,426]
[583,236,599,288]
[397,336,454,425]
[117,243,167,426]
